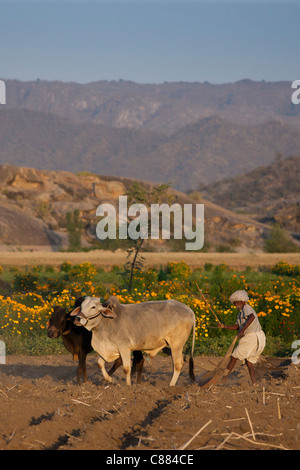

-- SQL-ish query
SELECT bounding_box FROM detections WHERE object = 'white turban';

[229,290,249,304]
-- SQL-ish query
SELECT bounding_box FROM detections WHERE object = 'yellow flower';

[258,311,267,317]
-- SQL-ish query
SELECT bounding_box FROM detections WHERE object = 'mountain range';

[0,78,299,194]
[4,78,300,133]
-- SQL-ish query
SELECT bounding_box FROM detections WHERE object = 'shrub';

[65,263,97,282]
[204,262,213,271]
[167,261,192,279]
[66,209,83,251]
[13,273,39,292]
[264,223,298,253]
[60,261,72,272]
[271,261,300,277]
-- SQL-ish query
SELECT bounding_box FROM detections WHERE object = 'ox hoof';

[104,377,115,385]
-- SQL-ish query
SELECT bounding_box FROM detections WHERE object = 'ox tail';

[189,319,196,384]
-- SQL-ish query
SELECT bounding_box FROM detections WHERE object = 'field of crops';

[0,259,299,357]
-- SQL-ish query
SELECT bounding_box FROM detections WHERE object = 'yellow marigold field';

[0,261,299,355]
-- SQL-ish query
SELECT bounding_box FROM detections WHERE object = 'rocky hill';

[0,164,272,252]
[199,155,300,234]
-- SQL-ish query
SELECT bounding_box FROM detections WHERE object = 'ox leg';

[170,348,184,386]
[132,351,144,384]
[120,350,132,386]
[97,357,113,384]
[77,351,88,384]
[107,357,122,377]
[136,357,144,384]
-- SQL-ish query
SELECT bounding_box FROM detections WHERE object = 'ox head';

[47,297,86,337]
[70,296,117,327]
[47,306,70,338]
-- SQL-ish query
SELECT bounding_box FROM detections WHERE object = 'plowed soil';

[0,354,299,451]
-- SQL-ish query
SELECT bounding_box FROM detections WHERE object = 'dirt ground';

[0,353,299,451]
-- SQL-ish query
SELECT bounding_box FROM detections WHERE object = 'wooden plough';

[198,335,238,388]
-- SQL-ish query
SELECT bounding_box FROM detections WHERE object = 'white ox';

[71,296,195,386]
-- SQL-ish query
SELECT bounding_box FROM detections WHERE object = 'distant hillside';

[141,118,300,190]
[1,109,300,191]
[4,78,300,134]
[199,155,300,233]
[0,164,272,251]
[0,108,163,174]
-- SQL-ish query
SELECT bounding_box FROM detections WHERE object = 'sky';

[0,0,299,84]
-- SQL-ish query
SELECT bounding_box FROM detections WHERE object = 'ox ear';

[70,306,81,317]
[100,307,117,319]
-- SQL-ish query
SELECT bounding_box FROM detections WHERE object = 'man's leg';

[222,355,238,382]
[245,359,256,384]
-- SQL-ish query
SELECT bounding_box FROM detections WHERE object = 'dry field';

[0,250,299,270]
[0,354,299,451]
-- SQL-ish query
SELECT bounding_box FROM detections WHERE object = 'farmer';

[218,290,266,384]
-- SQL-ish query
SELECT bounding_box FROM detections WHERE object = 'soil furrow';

[120,395,180,450]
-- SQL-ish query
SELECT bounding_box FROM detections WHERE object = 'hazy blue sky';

[0,0,299,84]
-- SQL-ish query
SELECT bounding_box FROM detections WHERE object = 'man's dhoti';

[232,331,266,364]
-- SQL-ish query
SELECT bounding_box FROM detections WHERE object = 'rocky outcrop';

[0,164,270,251]
[0,205,62,246]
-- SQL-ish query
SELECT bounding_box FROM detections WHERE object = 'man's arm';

[217,314,255,336]
[217,322,239,331]
[237,313,254,339]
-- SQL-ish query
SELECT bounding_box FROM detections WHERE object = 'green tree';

[66,209,83,251]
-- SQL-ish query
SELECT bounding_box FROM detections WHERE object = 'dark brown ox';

[47,301,93,384]
[71,296,195,386]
